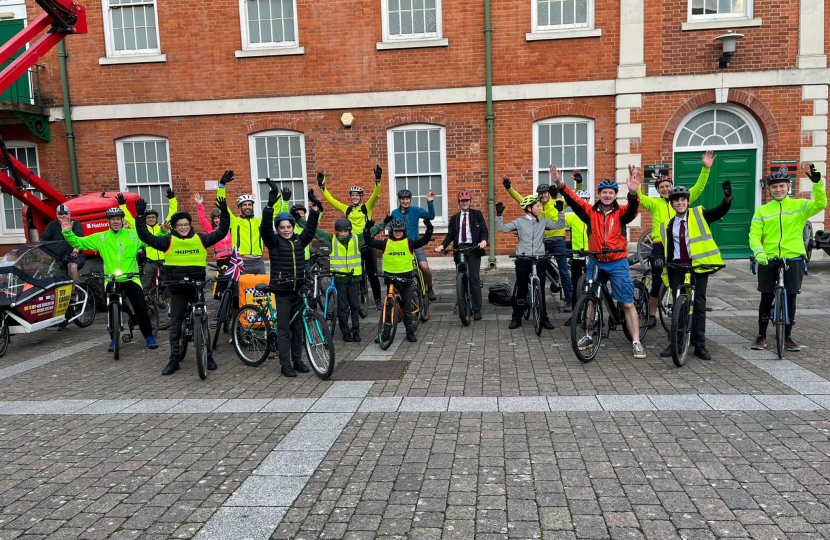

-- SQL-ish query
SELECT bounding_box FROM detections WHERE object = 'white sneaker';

[577,336,593,349]
[633,341,646,359]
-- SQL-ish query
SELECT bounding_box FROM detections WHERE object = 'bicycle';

[165,277,215,380]
[231,275,335,379]
[319,270,356,335]
[510,254,556,336]
[63,280,97,328]
[88,271,159,361]
[210,264,237,351]
[636,230,653,270]
[569,248,649,363]
[633,259,674,333]
[413,260,430,322]
[665,262,725,367]
[750,256,794,359]
[445,246,480,326]
[376,273,422,350]
[146,264,171,331]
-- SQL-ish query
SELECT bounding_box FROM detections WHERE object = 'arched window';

[675,108,755,149]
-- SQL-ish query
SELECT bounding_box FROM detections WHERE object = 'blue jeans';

[544,237,572,303]
[585,257,635,304]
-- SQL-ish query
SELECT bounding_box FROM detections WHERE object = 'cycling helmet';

[520,195,540,210]
[389,218,406,232]
[397,189,413,199]
[348,186,364,196]
[335,218,352,231]
[170,211,192,225]
[236,194,256,206]
[597,180,619,193]
[274,212,295,225]
[457,190,472,201]
[56,204,70,215]
[289,203,306,220]
[575,189,591,199]
[654,174,673,186]
[767,165,791,186]
[210,209,221,219]
[146,208,159,217]
[536,183,550,194]
[105,207,125,218]
[668,186,691,201]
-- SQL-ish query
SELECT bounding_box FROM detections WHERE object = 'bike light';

[115,270,122,276]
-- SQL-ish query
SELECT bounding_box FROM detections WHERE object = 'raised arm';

[163,188,178,223]
[116,193,136,229]
[260,206,277,248]
[320,173,349,214]
[411,220,434,250]
[690,151,714,203]
[702,181,733,224]
[133,199,172,252]
[299,209,320,247]
[201,198,231,247]
[805,164,828,217]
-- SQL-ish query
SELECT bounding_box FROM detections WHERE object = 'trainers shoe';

[750,336,767,350]
[406,331,417,343]
[542,319,555,330]
[293,360,310,373]
[281,365,297,377]
[693,345,712,361]
[647,316,657,329]
[508,319,521,330]
[427,289,437,301]
[161,360,179,375]
[785,338,801,352]
[343,332,354,342]
[207,358,217,370]
[146,336,158,349]
[352,330,361,342]
[473,311,482,321]
[660,346,672,358]
[633,342,646,359]
[577,335,593,349]
[564,319,572,327]
[375,299,382,310]
[108,340,114,352]
[57,321,68,331]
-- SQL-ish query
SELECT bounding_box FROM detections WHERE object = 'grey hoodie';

[496,213,565,256]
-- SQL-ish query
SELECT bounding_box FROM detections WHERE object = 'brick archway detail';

[531,103,597,121]
[247,118,310,135]
[382,113,446,128]
[111,124,170,140]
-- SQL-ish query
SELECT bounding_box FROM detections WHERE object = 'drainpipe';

[58,40,80,195]
[484,0,496,267]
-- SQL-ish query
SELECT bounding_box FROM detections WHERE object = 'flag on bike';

[226,247,244,280]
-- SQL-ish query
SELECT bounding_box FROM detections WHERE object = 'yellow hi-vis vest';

[330,235,362,277]
[659,206,724,274]
[382,238,414,274]
[165,235,208,266]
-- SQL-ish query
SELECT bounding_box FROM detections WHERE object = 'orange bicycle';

[376,273,422,350]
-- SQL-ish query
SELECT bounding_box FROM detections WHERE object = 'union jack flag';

[225,247,244,281]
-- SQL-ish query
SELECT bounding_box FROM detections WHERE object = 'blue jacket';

[391,201,435,240]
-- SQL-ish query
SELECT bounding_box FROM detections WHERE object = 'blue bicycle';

[321,270,356,335]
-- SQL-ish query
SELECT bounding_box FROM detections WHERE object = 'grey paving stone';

[358,397,402,412]
[295,413,353,432]
[754,395,824,410]
[498,396,550,412]
[277,428,343,451]
[700,394,768,411]
[308,398,363,413]
[0,400,95,415]
[547,396,602,411]
[448,397,498,412]
[788,381,830,394]
[598,395,656,411]
[213,399,273,413]
[167,399,228,414]
[194,506,287,540]
[259,398,317,413]
[121,399,184,414]
[254,451,328,476]
[807,395,830,409]
[226,475,309,507]
[322,381,374,398]
[75,399,140,414]
[399,397,450,412]
[648,395,712,411]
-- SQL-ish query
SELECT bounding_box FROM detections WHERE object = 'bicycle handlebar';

[666,262,726,271]
[376,273,416,284]
[509,254,556,261]
[566,248,626,258]
[84,271,139,280]
[443,246,480,254]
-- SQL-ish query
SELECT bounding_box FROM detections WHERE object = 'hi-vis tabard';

[331,235,362,276]
[165,236,208,266]
[382,238,413,274]
[659,206,724,274]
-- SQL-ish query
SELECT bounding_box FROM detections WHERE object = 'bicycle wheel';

[658,283,673,334]
[221,289,234,333]
[376,296,398,350]
[109,302,121,360]
[418,279,430,322]
[571,293,602,363]
[194,312,209,380]
[512,282,531,321]
[531,278,543,336]
[73,285,97,328]
[303,309,335,379]
[358,273,369,318]
[670,294,691,367]
[232,304,271,366]
[0,315,9,358]
[775,288,786,360]
[212,290,232,350]
[456,272,471,326]
[324,288,338,335]
[623,281,649,342]
[146,302,160,338]
[314,270,330,311]
[637,231,653,270]
[150,286,172,331]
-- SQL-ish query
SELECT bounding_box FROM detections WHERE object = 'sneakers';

[146,336,158,349]
[647,316,657,329]
[352,330,361,342]
[750,336,767,350]
[694,345,712,361]
[293,360,310,373]
[343,332,354,343]
[542,319,555,330]
[281,365,297,378]
[108,340,114,352]
[57,321,68,332]
[785,338,801,352]
[473,311,482,321]
[577,335,593,349]
[207,358,217,370]
[375,299,382,310]
[427,288,437,301]
[161,360,179,375]
[633,341,646,359]
[564,319,571,327]
[508,319,521,330]
[406,331,417,343]
[660,346,672,358]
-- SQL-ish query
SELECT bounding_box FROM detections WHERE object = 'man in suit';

[435,190,488,320]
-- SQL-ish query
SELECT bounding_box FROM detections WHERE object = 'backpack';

[488,283,513,306]
[345,204,369,218]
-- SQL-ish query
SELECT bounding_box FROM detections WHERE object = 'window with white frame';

[689,0,752,20]
[382,0,442,42]
[534,0,593,31]
[535,118,594,194]
[0,143,41,236]
[103,0,161,57]
[387,125,447,224]
[117,137,172,218]
[240,0,299,50]
[248,131,306,215]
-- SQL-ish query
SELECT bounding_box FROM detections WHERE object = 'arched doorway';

[673,104,763,258]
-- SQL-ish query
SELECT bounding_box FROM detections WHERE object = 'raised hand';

[316,172,325,190]
[165,188,175,200]
[495,202,505,216]
[134,198,147,216]
[426,190,436,202]
[502,176,511,190]
[722,180,732,199]
[373,165,383,184]
[548,164,562,186]
[308,189,321,211]
[383,214,393,225]
[267,188,280,207]
[265,177,279,191]
[219,170,234,187]
[160,221,171,233]
[193,192,203,204]
[627,166,642,193]
[215,196,228,213]
[115,193,127,206]
[702,150,716,169]
[281,187,292,202]
[808,164,823,183]
[58,214,72,230]
[554,200,565,212]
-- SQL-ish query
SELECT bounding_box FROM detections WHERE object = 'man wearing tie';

[652,182,733,361]
[435,190,488,320]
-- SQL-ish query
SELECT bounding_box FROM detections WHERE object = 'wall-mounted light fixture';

[340,112,355,129]
[715,31,744,69]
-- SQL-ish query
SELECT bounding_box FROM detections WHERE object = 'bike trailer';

[238,273,277,311]
[488,283,513,306]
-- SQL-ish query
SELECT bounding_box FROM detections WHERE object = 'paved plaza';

[1,261,830,539]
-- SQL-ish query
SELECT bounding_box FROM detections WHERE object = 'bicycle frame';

[772,259,789,326]
[582,260,624,327]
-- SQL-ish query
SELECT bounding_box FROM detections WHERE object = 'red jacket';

[560,184,639,262]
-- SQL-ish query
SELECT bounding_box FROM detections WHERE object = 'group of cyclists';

[30,151,826,378]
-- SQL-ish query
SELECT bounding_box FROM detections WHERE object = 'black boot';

[352,330,361,342]
[162,360,179,376]
[281,365,297,377]
[659,346,672,358]
[509,319,521,330]
[207,357,217,370]
[293,360,310,373]
[406,330,417,342]
[343,332,354,342]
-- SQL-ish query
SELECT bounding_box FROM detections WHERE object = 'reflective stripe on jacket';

[331,235,362,276]
[638,167,709,243]
[659,206,724,273]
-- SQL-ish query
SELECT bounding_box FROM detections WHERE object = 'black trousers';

[668,268,709,347]
[512,259,548,322]
[168,285,213,362]
[361,246,381,301]
[454,244,482,313]
[384,274,415,332]
[276,292,303,367]
[570,258,586,307]
[336,281,360,333]
[115,280,154,339]
[759,292,797,339]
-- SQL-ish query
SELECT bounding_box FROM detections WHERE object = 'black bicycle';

[510,254,556,336]
[166,277,215,380]
[210,264,237,351]
[751,256,794,359]
[445,246,480,326]
[666,262,725,367]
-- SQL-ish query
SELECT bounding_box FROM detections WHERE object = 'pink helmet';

[458,190,472,201]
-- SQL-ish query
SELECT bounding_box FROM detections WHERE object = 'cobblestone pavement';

[0,261,828,539]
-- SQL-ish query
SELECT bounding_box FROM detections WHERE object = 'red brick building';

[0,0,828,261]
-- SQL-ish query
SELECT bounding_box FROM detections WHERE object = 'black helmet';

[289,203,306,220]
[210,209,221,219]
[767,165,791,186]
[335,218,352,231]
[668,186,691,201]
[536,183,550,193]
[170,211,192,226]
[146,208,159,217]
[397,189,412,199]
[105,207,125,219]
[389,218,406,231]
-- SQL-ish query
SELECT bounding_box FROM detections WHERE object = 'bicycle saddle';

[255,283,270,292]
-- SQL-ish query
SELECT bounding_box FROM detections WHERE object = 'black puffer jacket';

[260,207,320,292]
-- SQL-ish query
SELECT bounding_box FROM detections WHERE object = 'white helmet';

[575,190,591,199]
[236,194,256,206]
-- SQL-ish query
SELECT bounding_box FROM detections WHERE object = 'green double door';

[673,149,755,259]
[0,19,30,103]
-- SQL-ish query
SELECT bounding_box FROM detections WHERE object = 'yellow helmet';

[520,195,540,210]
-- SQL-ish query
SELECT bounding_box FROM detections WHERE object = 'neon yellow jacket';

[322,181,381,235]
[120,198,176,261]
[507,188,566,238]
[638,168,709,243]
[63,227,145,286]
[749,179,827,259]
[565,213,588,251]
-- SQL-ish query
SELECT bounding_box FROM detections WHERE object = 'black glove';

[267,189,280,207]
[383,214,393,225]
[215,196,228,213]
[502,176,511,190]
[808,164,823,184]
[317,172,325,189]
[219,170,234,187]
[308,190,321,211]
[722,180,732,199]
[548,185,559,199]
[166,188,175,200]
[651,251,665,272]
[264,177,279,192]
[572,170,583,183]
[115,193,127,206]
[373,165,383,183]
[281,187,291,201]
[134,198,147,216]
[554,200,565,212]
[365,220,375,234]
[495,202,505,216]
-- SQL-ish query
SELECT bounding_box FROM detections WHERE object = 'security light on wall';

[715,31,744,69]
[341,113,355,129]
